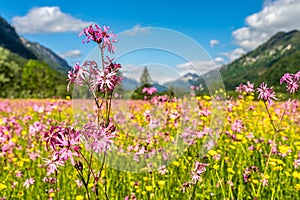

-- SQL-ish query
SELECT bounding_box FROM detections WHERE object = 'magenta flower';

[67,62,88,91]
[23,177,35,188]
[231,120,243,133]
[280,71,300,94]
[190,161,208,183]
[236,81,254,94]
[90,63,122,93]
[43,127,81,166]
[80,24,117,53]
[280,73,293,84]
[81,123,116,154]
[142,87,157,95]
[257,82,277,104]
[15,171,22,178]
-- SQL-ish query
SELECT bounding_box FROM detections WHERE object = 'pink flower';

[23,177,35,188]
[142,87,157,95]
[236,81,254,94]
[158,165,168,175]
[43,153,65,176]
[67,62,89,91]
[90,63,122,93]
[191,161,208,183]
[231,120,243,133]
[294,159,300,169]
[15,171,22,178]
[280,71,300,94]
[81,123,116,154]
[257,82,277,104]
[80,24,117,53]
[43,127,81,166]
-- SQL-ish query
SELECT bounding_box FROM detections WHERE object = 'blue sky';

[1,0,300,82]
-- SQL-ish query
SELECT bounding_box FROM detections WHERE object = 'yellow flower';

[49,193,55,198]
[172,161,180,167]
[203,95,211,100]
[278,145,292,155]
[76,195,84,200]
[66,96,71,100]
[227,168,235,174]
[0,183,7,191]
[130,181,135,186]
[158,180,165,187]
[145,185,153,192]
[142,191,147,195]
[213,164,220,170]
[293,171,300,179]
[143,177,148,181]
[236,134,244,141]
[252,180,259,184]
[208,150,218,157]
[295,184,300,191]
[17,161,24,167]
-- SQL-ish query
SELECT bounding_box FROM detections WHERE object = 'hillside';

[220,30,300,91]
[0,47,68,98]
[0,16,70,73]
[0,16,36,60]
[20,37,71,73]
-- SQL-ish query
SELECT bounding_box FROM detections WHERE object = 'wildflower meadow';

[1,23,300,200]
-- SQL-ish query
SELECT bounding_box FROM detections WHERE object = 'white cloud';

[210,39,219,47]
[214,57,224,63]
[59,50,82,58]
[233,0,300,51]
[175,61,217,76]
[221,48,246,62]
[121,24,150,36]
[12,6,91,34]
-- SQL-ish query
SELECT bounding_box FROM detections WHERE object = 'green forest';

[0,47,69,98]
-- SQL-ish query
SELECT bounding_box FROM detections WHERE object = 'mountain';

[121,77,139,90]
[20,37,71,73]
[0,16,70,73]
[0,16,36,60]
[0,16,70,98]
[220,30,300,91]
[165,73,204,90]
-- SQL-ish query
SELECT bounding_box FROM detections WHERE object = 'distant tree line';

[0,47,69,98]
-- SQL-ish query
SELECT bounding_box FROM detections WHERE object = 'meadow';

[1,23,300,200]
[0,90,300,199]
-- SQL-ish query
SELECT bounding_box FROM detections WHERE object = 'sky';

[1,0,300,83]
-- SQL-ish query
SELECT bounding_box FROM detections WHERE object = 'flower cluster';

[90,62,122,93]
[280,71,300,94]
[142,87,157,95]
[257,82,277,104]
[191,161,209,183]
[243,166,260,183]
[80,123,116,154]
[80,24,117,53]
[235,81,254,94]
[43,126,81,174]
